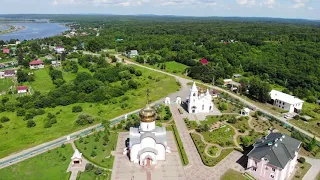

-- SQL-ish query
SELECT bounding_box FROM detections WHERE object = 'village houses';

[29,59,45,70]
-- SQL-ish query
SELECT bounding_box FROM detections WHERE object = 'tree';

[0,116,10,123]
[91,150,97,157]
[128,80,138,89]
[219,102,228,111]
[85,163,94,171]
[17,69,28,83]
[72,106,83,113]
[88,40,102,52]
[306,137,316,152]
[240,136,254,147]
[27,120,36,128]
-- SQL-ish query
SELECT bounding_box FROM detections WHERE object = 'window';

[272,168,276,172]
[193,93,196,96]
[270,174,274,179]
[253,167,257,171]
[283,102,285,105]
[202,105,204,110]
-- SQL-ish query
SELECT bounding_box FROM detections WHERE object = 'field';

[201,124,235,147]
[292,162,311,180]
[289,102,320,137]
[162,61,189,74]
[77,167,111,180]
[74,132,117,168]
[24,68,55,93]
[0,65,179,158]
[62,64,92,82]
[221,169,247,180]
[191,133,233,167]
[0,78,13,92]
[0,144,73,180]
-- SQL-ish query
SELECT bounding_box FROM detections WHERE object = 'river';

[0,23,70,41]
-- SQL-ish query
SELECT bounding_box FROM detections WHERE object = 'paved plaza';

[111,132,186,180]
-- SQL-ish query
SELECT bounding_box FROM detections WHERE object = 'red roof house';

[29,59,45,69]
[3,48,10,54]
[17,86,28,93]
[200,58,209,65]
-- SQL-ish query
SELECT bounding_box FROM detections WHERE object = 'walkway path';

[248,116,264,133]
[118,55,319,142]
[301,156,320,180]
[67,141,88,180]
[170,104,245,180]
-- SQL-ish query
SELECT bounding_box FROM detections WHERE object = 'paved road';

[117,55,319,142]
[170,104,245,180]
[302,156,320,180]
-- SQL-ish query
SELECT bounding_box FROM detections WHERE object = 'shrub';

[91,150,97,157]
[61,155,67,161]
[298,157,305,164]
[61,144,66,148]
[75,114,95,126]
[94,168,103,175]
[16,109,26,116]
[0,116,10,123]
[72,106,83,113]
[0,124,3,128]
[27,120,36,128]
[85,163,94,171]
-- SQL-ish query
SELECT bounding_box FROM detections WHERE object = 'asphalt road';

[117,54,319,142]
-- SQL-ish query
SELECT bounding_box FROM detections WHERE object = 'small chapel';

[124,92,170,166]
[188,82,214,113]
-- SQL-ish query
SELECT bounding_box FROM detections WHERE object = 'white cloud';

[290,0,309,8]
[261,0,275,8]
[51,0,217,7]
[236,0,255,6]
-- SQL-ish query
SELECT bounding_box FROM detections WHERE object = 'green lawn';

[171,125,189,166]
[63,65,92,82]
[222,169,247,180]
[201,124,235,147]
[207,146,219,156]
[77,167,111,180]
[163,61,189,74]
[191,133,233,167]
[184,118,198,130]
[75,132,117,168]
[289,102,320,137]
[24,68,55,93]
[292,162,311,180]
[0,144,73,180]
[0,65,179,158]
[201,115,235,126]
[0,78,13,92]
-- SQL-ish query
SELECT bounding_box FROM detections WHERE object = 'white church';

[124,103,171,166]
[188,82,214,113]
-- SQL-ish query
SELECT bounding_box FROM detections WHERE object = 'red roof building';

[29,59,44,65]
[17,86,28,91]
[3,48,10,54]
[200,58,209,65]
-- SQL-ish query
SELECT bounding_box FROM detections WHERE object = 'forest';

[18,16,318,102]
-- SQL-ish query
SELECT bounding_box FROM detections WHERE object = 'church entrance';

[146,158,151,166]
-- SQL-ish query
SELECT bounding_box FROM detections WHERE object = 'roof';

[4,69,15,75]
[129,127,168,148]
[247,133,301,169]
[17,86,28,91]
[3,48,10,53]
[130,50,138,55]
[71,149,82,159]
[29,59,44,65]
[270,90,304,105]
[200,58,208,65]
[191,82,198,92]
[243,108,250,113]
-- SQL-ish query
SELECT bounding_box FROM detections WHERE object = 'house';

[212,90,219,98]
[270,90,304,113]
[0,71,4,79]
[51,61,61,67]
[2,48,10,54]
[0,64,5,69]
[247,133,301,180]
[233,74,242,79]
[45,55,56,61]
[128,50,139,58]
[223,79,233,85]
[71,149,83,165]
[223,79,241,93]
[4,69,16,78]
[17,86,28,94]
[55,46,65,54]
[200,58,208,65]
[241,108,250,116]
[29,59,45,70]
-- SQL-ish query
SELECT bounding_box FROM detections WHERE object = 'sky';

[0,0,319,20]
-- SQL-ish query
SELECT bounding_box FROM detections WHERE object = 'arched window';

[202,105,204,110]
[209,106,212,110]
[193,93,196,96]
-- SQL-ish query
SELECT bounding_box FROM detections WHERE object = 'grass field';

[77,167,111,180]
[24,68,55,93]
[63,65,92,82]
[201,124,235,147]
[0,144,73,180]
[221,169,247,180]
[0,78,13,92]
[289,102,320,137]
[292,162,311,180]
[191,133,233,167]
[171,125,189,166]
[162,61,189,74]
[75,132,117,168]
[0,65,179,158]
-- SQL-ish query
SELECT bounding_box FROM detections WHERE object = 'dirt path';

[247,116,264,133]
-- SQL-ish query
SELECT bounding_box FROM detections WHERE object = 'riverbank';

[0,25,26,35]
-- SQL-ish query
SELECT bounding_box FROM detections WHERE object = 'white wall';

[140,122,155,131]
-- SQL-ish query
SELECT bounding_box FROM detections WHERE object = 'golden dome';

[139,104,156,122]
[199,87,206,94]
